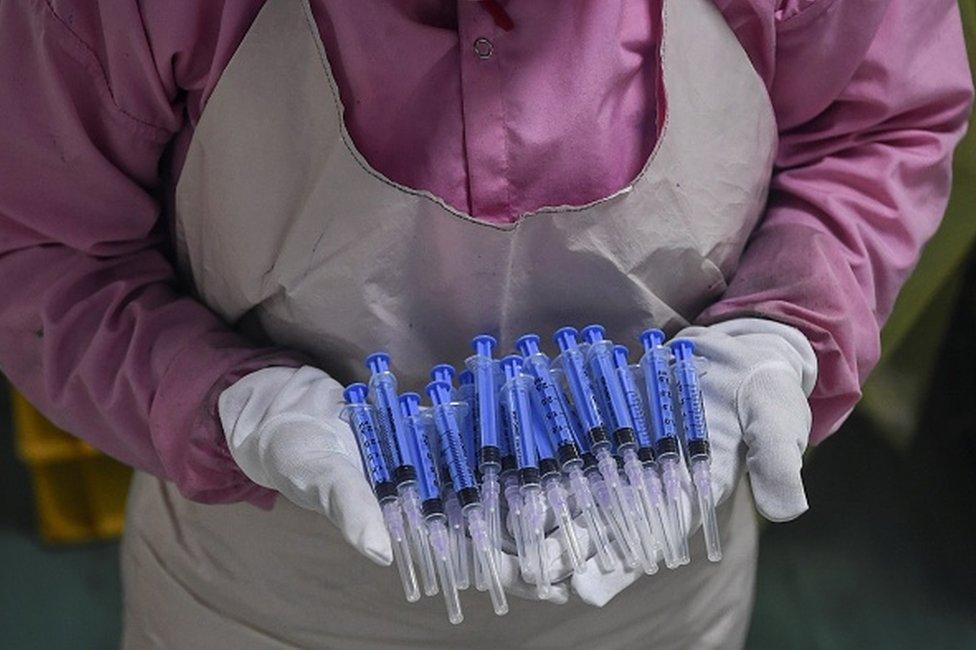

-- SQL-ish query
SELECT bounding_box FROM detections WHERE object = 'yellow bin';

[10,390,131,543]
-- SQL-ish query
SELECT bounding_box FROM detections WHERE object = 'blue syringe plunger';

[640,328,667,351]
[459,369,474,386]
[515,333,542,356]
[671,339,696,360]
[366,352,392,374]
[398,392,442,509]
[343,383,395,500]
[501,354,523,379]
[426,381,480,504]
[472,334,497,357]
[554,326,580,352]
[581,324,606,344]
[344,382,369,405]
[431,364,456,384]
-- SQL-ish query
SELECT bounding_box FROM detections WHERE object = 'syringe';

[577,326,659,574]
[465,336,503,559]
[497,373,528,574]
[499,355,551,599]
[399,393,463,624]
[516,334,615,573]
[611,344,682,570]
[553,327,641,568]
[426,380,509,615]
[436,363,488,591]
[341,384,420,603]
[639,329,691,564]
[671,339,722,562]
[366,353,438,596]
[529,394,586,573]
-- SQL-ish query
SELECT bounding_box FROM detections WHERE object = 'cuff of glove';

[149,330,308,508]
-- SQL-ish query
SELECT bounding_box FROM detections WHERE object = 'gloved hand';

[220,364,570,602]
[218,365,393,566]
[565,318,818,606]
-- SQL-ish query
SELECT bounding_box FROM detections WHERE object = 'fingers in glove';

[497,544,569,604]
[545,518,593,583]
[739,366,810,522]
[318,459,393,566]
[570,560,641,608]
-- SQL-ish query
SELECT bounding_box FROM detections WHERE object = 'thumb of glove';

[739,364,811,522]
[317,456,394,566]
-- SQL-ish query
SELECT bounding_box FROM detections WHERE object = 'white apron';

[121,0,776,646]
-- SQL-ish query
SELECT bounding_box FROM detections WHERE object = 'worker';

[0,1,971,648]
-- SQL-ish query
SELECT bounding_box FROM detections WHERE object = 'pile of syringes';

[340,325,721,625]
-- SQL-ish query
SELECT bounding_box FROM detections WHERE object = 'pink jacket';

[0,1,971,506]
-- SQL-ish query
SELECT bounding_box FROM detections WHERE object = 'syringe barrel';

[517,334,579,460]
[366,353,417,484]
[500,356,540,486]
[612,345,655,463]
[670,340,710,459]
[640,329,682,459]
[529,395,562,479]
[553,327,609,449]
[343,384,397,501]
[581,325,636,450]
[467,335,500,460]
[426,381,481,507]
[457,371,479,466]
[399,393,442,506]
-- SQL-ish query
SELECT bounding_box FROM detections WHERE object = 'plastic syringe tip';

[611,344,630,369]
[670,339,696,360]
[426,381,453,405]
[515,333,542,356]
[430,364,456,384]
[398,392,421,416]
[640,328,666,352]
[343,382,369,404]
[458,369,474,386]
[472,334,497,358]
[366,352,391,375]
[580,324,606,344]
[553,327,579,352]
[500,355,523,380]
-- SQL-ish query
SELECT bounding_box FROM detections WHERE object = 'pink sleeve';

[701,0,974,443]
[0,1,303,506]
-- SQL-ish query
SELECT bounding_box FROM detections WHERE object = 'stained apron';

[121,0,777,646]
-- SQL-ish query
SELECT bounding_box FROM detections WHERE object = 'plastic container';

[10,390,130,543]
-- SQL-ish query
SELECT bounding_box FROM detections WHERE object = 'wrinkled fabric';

[0,1,971,504]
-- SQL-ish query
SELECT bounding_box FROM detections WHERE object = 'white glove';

[218,365,392,566]
[220,365,570,602]
[568,318,818,606]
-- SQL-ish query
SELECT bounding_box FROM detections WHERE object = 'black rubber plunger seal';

[457,486,481,508]
[539,458,560,478]
[587,426,609,447]
[422,497,444,517]
[501,454,517,472]
[612,427,636,449]
[478,445,501,468]
[374,481,397,501]
[637,447,656,464]
[687,439,710,459]
[518,467,541,486]
[655,437,680,457]
[556,442,580,467]
[393,465,417,485]
[581,452,598,470]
